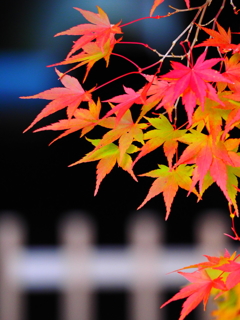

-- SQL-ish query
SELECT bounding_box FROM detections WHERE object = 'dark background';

[1,1,240,319]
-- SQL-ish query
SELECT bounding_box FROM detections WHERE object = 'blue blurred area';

[1,51,58,105]
[1,0,182,108]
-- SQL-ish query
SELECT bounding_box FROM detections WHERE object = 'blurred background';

[1,0,240,319]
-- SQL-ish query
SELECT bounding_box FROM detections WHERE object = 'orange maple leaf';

[150,0,190,16]
[220,53,240,94]
[191,94,231,139]
[33,99,115,145]
[160,270,226,320]
[195,22,234,53]
[90,108,146,163]
[20,69,93,132]
[48,39,118,82]
[150,0,165,17]
[55,6,122,58]
[170,249,237,273]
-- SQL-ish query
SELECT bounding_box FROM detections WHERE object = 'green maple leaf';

[133,114,186,168]
[138,164,198,220]
[192,95,230,138]
[69,138,139,195]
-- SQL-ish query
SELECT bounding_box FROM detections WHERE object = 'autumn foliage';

[20,0,240,319]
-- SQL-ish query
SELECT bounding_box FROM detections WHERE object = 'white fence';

[0,209,234,320]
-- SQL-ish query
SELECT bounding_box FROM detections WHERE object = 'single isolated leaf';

[195,22,233,53]
[55,6,122,58]
[137,164,198,219]
[20,69,93,132]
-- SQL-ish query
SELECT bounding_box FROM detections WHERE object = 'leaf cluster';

[20,1,240,319]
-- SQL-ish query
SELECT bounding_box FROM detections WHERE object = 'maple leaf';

[20,69,93,132]
[137,164,199,219]
[140,74,174,120]
[133,114,186,168]
[150,0,165,17]
[191,94,231,139]
[48,38,118,82]
[195,23,234,53]
[69,138,139,195]
[226,166,240,217]
[33,99,115,144]
[54,6,122,58]
[221,53,240,94]
[170,250,237,273]
[175,131,240,214]
[222,98,240,138]
[150,0,190,16]
[160,270,226,320]
[91,108,146,163]
[212,283,240,320]
[216,261,240,290]
[160,51,232,125]
[102,85,147,123]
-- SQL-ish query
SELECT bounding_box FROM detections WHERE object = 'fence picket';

[0,209,233,320]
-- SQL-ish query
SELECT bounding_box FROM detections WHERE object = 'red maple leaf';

[141,74,174,120]
[216,261,240,290]
[20,69,93,132]
[160,270,226,320]
[102,85,147,123]
[159,52,232,125]
[55,6,122,58]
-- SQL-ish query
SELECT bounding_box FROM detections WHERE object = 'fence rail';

[0,209,234,320]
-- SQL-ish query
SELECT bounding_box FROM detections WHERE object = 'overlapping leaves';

[21,6,240,220]
[160,250,240,320]
[21,3,240,320]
